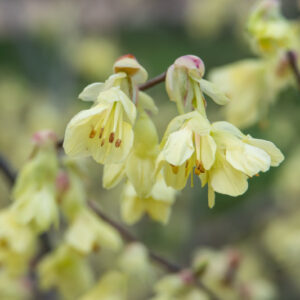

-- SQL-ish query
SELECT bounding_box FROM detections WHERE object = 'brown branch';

[138,72,166,91]
[287,50,300,89]
[88,200,221,300]
[0,154,16,186]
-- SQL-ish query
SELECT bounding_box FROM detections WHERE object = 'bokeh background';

[1,0,300,299]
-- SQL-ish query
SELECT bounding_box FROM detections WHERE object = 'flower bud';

[113,54,148,84]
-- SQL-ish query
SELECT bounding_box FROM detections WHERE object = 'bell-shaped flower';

[247,0,298,55]
[166,55,229,114]
[103,106,159,196]
[0,209,36,276]
[80,271,127,300]
[65,208,122,254]
[200,121,284,207]
[157,111,216,190]
[64,87,136,165]
[121,177,176,225]
[12,131,59,232]
[38,245,94,300]
[79,54,147,103]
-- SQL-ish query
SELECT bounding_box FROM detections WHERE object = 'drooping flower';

[247,0,298,55]
[64,87,136,164]
[79,271,127,300]
[166,55,229,114]
[103,105,159,197]
[12,130,59,232]
[65,208,122,254]
[156,111,216,190]
[199,121,284,207]
[38,244,94,300]
[0,209,36,276]
[121,177,176,225]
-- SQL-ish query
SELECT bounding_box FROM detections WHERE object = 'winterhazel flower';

[64,55,148,165]
[0,209,36,276]
[199,121,284,207]
[65,208,122,254]
[156,111,216,190]
[80,271,127,300]
[103,105,159,197]
[209,57,293,128]
[12,130,59,232]
[166,55,229,114]
[38,244,94,300]
[121,177,176,225]
[247,0,298,55]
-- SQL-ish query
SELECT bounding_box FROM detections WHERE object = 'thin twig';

[88,200,221,300]
[139,72,166,91]
[0,154,16,186]
[287,50,300,89]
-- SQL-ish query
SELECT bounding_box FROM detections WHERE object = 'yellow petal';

[210,155,248,196]
[79,82,104,102]
[146,200,172,224]
[208,185,215,208]
[121,183,145,225]
[201,134,216,170]
[199,79,230,105]
[163,128,194,166]
[226,143,271,176]
[102,163,125,189]
[245,136,284,166]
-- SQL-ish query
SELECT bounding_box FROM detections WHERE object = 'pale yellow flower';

[247,0,298,55]
[38,244,94,300]
[121,177,176,225]
[200,121,284,207]
[80,271,127,300]
[166,55,229,114]
[64,87,136,164]
[65,208,122,254]
[12,132,59,232]
[103,107,159,197]
[157,111,216,190]
[0,209,36,276]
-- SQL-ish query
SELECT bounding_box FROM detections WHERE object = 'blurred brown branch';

[287,50,300,89]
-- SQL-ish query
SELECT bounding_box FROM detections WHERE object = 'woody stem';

[138,72,166,91]
[287,50,300,89]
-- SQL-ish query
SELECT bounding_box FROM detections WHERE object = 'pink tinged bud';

[180,269,195,285]
[32,130,57,146]
[56,171,70,193]
[174,55,205,79]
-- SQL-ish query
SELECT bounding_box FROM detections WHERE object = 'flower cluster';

[64,54,283,216]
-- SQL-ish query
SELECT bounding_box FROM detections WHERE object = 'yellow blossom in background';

[80,271,127,300]
[70,37,120,80]
[38,244,94,300]
[247,0,298,56]
[12,131,59,232]
[121,176,176,225]
[151,273,208,300]
[209,57,293,128]
[0,271,31,300]
[0,209,36,276]
[65,208,122,254]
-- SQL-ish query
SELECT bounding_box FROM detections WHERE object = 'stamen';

[89,128,96,138]
[101,140,105,147]
[170,164,179,174]
[195,160,205,175]
[115,139,122,148]
[109,132,115,143]
[99,127,104,138]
